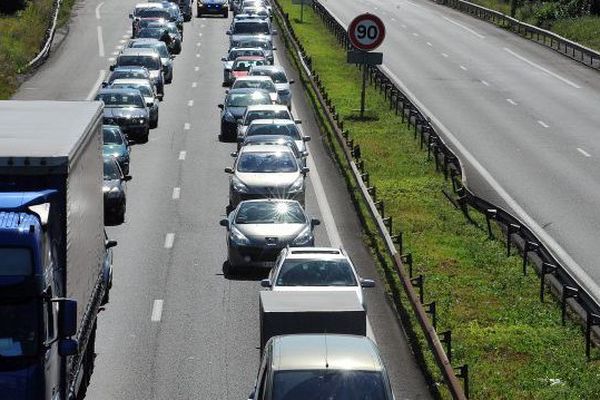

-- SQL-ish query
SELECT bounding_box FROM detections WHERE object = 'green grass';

[276,1,600,398]
[552,16,600,51]
[0,0,75,99]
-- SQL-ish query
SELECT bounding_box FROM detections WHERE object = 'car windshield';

[236,151,297,173]
[97,92,144,108]
[276,259,357,286]
[226,92,271,107]
[233,21,270,35]
[138,28,167,41]
[0,299,39,357]
[133,42,169,58]
[272,370,389,400]
[138,9,170,19]
[0,247,33,276]
[118,54,160,70]
[229,49,263,60]
[233,59,265,71]
[246,139,299,157]
[235,202,305,224]
[245,110,291,124]
[233,79,275,92]
[247,124,300,140]
[104,159,121,179]
[110,70,149,81]
[112,83,153,97]
[103,128,124,145]
[252,70,287,83]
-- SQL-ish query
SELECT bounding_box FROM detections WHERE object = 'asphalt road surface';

[320,0,600,302]
[15,0,432,398]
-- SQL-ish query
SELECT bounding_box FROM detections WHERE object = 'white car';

[231,75,279,104]
[249,65,294,110]
[261,247,375,309]
[242,118,309,157]
[236,104,294,138]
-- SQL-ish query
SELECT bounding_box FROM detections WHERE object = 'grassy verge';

[0,0,75,99]
[467,0,600,52]
[276,1,600,398]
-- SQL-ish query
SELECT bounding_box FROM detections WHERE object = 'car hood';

[161,57,172,67]
[103,144,128,157]
[103,179,123,192]
[236,171,300,188]
[223,61,234,70]
[205,0,227,4]
[232,70,249,78]
[225,106,247,119]
[235,223,306,242]
[104,107,147,119]
[275,83,290,92]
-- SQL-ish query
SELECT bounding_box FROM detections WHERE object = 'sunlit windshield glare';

[104,159,121,179]
[227,92,271,107]
[245,110,290,123]
[103,128,124,145]
[96,92,144,108]
[118,55,160,70]
[236,151,297,173]
[235,202,305,224]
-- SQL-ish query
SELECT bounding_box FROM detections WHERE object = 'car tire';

[150,119,158,129]
[142,128,150,143]
[225,260,237,276]
[223,10,229,18]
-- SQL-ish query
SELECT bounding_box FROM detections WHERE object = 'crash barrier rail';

[312,0,600,368]
[272,1,468,398]
[27,0,62,69]
[436,0,600,70]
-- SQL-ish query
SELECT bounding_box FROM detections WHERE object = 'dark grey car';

[103,156,132,225]
[229,34,275,64]
[219,199,319,271]
[127,38,174,83]
[96,88,151,142]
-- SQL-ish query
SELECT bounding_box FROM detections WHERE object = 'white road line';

[119,39,126,44]
[412,32,419,37]
[200,24,206,28]
[122,34,129,39]
[172,187,181,199]
[111,51,119,56]
[459,65,468,71]
[164,233,175,249]
[401,24,407,29]
[194,66,200,71]
[178,151,187,160]
[86,70,106,100]
[506,98,518,105]
[577,147,591,157]
[188,100,194,107]
[196,54,201,58]
[97,26,105,57]
[405,0,426,10]
[503,48,581,89]
[441,52,448,58]
[199,32,204,37]
[443,16,485,39]
[192,82,198,88]
[481,80,490,86]
[115,45,123,50]
[184,123,191,130]
[537,120,549,128]
[196,42,202,46]
[151,300,164,322]
[108,57,115,62]
[95,2,104,20]
[426,41,432,47]
[391,18,396,22]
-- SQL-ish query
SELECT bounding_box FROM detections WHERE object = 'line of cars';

[212,2,398,399]
[94,0,192,225]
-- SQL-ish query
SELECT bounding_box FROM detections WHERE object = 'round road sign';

[348,13,386,51]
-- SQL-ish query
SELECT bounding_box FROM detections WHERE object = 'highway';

[15,0,431,398]
[320,0,600,301]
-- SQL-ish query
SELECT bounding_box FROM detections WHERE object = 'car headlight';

[138,118,146,124]
[288,177,304,193]
[103,186,120,194]
[230,226,250,246]
[291,226,312,246]
[231,176,249,193]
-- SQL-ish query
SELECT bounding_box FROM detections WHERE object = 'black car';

[103,156,131,225]
[96,88,151,142]
[177,0,193,21]
[218,88,272,141]
[197,0,229,18]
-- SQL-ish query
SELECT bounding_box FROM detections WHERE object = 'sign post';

[291,0,313,23]
[347,13,386,119]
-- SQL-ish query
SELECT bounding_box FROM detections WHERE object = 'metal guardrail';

[27,0,62,69]
[437,0,600,70]
[272,1,468,398]
[312,0,600,366]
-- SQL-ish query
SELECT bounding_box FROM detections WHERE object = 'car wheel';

[150,119,158,129]
[223,10,229,18]
[225,260,237,276]
[142,128,149,143]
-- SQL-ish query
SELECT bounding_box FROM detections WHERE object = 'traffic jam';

[97,0,396,398]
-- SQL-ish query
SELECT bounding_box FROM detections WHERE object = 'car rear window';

[118,55,160,70]
[247,124,300,140]
[233,79,275,92]
[233,21,270,35]
[276,259,357,286]
[236,151,297,173]
[245,110,291,124]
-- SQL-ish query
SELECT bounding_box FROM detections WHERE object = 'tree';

[0,0,28,14]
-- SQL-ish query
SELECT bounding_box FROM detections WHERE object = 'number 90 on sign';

[348,14,386,51]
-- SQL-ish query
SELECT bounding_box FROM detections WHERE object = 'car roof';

[98,88,143,96]
[270,334,384,372]
[130,38,162,45]
[249,118,296,125]
[234,34,271,41]
[120,48,159,57]
[284,247,347,259]
[111,78,152,86]
[239,198,301,206]
[235,75,272,81]
[251,65,285,73]
[244,135,295,143]
[239,144,293,154]
[227,87,270,95]
[246,104,289,112]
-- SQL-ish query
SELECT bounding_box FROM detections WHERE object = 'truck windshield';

[0,247,33,276]
[0,299,39,357]
[272,370,389,400]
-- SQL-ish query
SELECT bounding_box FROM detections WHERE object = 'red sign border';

[348,13,386,51]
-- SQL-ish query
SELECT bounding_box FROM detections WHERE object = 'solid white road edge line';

[97,26,105,58]
[443,16,485,39]
[164,233,175,249]
[151,300,164,322]
[577,148,591,157]
[503,47,581,89]
[86,70,106,100]
[537,120,549,128]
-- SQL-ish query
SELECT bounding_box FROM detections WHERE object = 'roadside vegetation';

[275,0,600,398]
[468,0,600,51]
[0,0,75,99]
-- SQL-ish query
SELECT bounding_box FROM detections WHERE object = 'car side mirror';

[225,89,229,94]
[224,167,234,174]
[218,104,224,110]
[124,175,132,182]
[311,218,321,227]
[109,65,115,71]
[101,81,108,88]
[301,167,310,175]
[360,278,376,288]
[226,30,232,35]
[302,151,309,157]
[303,136,311,142]
[260,279,272,288]
[272,30,278,35]
[230,152,238,157]
[58,338,78,357]
[221,57,227,62]
[129,13,134,19]
[147,102,154,107]
[170,55,175,59]
[128,139,135,146]
[105,240,118,249]
[289,79,295,84]
[55,298,77,338]
[294,119,302,124]
[272,47,277,51]
[219,218,229,227]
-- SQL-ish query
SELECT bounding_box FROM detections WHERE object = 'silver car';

[249,334,395,400]
[219,199,320,271]
[221,47,267,85]
[242,119,310,157]
[231,75,280,104]
[109,78,159,128]
[236,104,294,138]
[249,65,294,110]
[261,247,375,309]
[225,144,309,209]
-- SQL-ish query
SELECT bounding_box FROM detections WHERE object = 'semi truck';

[0,101,115,400]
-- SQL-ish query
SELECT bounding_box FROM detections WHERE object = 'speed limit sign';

[348,13,386,51]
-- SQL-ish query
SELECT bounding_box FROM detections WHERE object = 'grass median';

[0,0,75,99]
[275,1,600,398]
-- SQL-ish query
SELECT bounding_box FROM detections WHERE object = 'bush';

[0,0,27,14]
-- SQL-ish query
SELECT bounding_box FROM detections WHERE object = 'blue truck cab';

[0,101,114,400]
